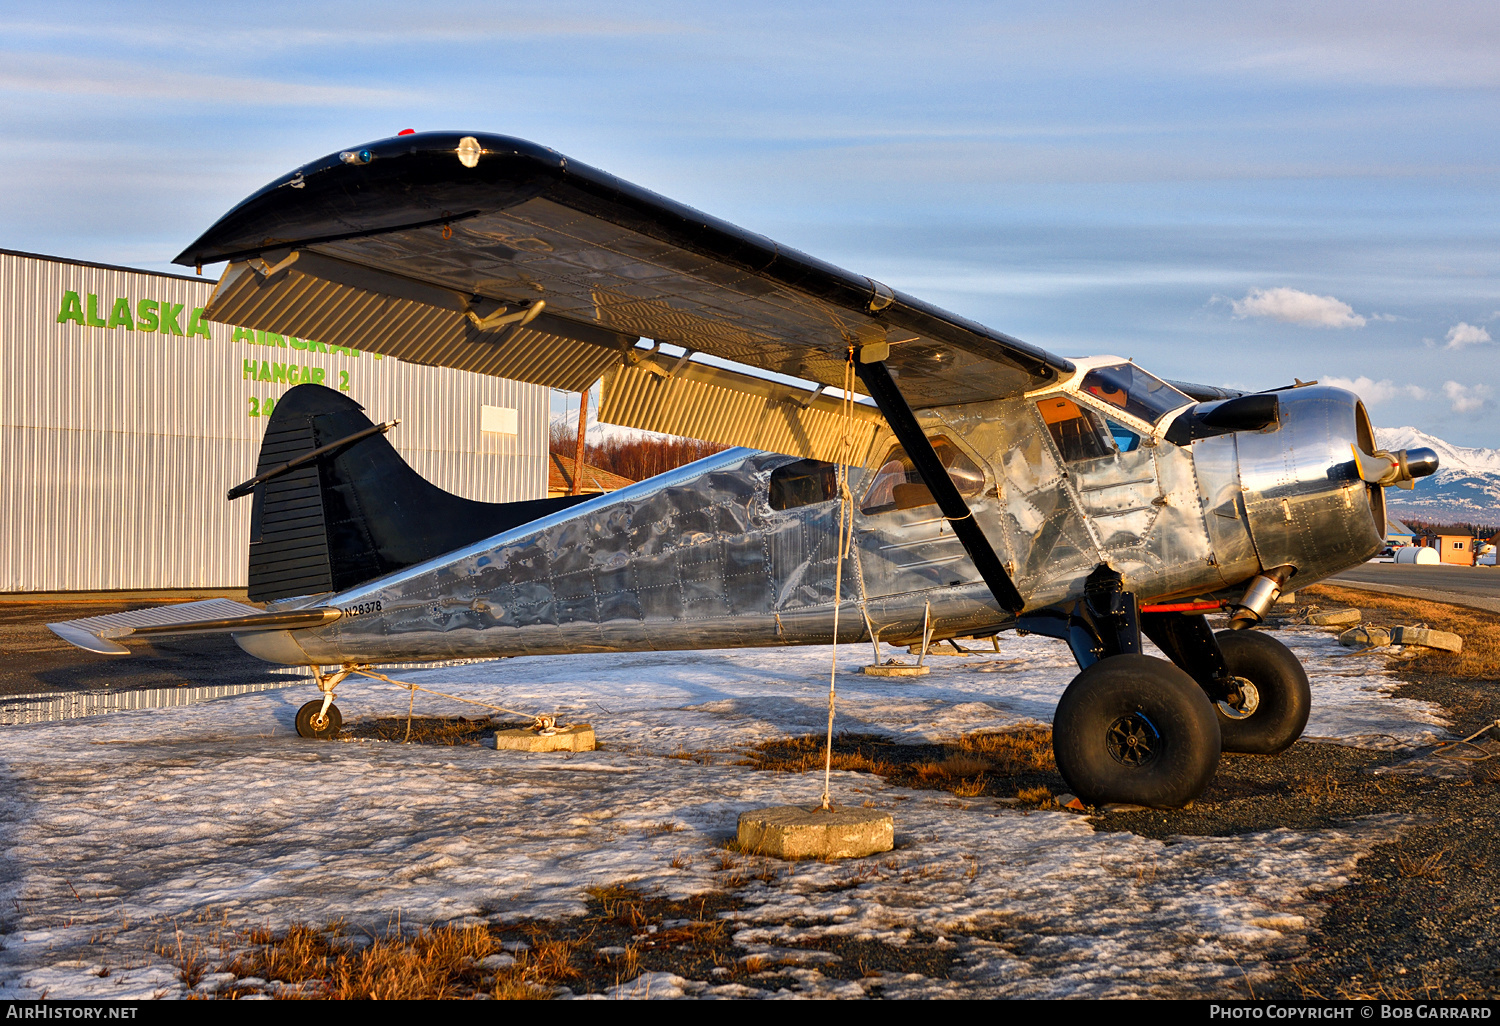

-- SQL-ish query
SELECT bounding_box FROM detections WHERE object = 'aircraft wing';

[176,132,1072,462]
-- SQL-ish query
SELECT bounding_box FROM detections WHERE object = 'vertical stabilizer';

[242,384,592,601]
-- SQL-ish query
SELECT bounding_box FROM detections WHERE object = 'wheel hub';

[1216,678,1260,721]
[1106,712,1161,767]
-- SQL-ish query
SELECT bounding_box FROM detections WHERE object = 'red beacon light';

[398,129,416,136]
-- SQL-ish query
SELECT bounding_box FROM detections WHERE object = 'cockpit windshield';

[1078,363,1191,425]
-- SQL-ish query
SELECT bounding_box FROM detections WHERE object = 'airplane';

[47,132,1439,810]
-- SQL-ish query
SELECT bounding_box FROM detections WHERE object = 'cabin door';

[854,434,991,599]
[1035,394,1163,550]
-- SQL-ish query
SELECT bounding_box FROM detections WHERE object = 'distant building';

[1430,534,1474,566]
[1385,518,1415,547]
[547,453,636,497]
[0,248,548,593]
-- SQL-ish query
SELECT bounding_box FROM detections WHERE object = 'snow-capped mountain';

[1376,426,1500,523]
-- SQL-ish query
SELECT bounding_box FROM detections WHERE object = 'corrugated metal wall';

[0,249,549,592]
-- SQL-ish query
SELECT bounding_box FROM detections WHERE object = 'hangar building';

[0,248,550,594]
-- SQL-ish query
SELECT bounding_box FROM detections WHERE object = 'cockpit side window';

[1079,363,1191,425]
[1037,396,1115,463]
[860,437,984,515]
[1105,418,1142,453]
[769,459,837,510]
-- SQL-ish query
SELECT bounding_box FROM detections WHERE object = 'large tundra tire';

[1052,654,1221,808]
[1212,630,1311,755]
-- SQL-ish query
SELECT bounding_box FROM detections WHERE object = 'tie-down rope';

[820,350,868,810]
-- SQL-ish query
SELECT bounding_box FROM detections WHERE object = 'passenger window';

[1105,418,1141,453]
[1036,396,1115,463]
[769,459,837,510]
[860,437,984,514]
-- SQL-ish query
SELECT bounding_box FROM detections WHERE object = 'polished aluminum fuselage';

[235,382,1385,667]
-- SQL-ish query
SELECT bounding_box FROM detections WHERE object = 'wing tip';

[47,622,132,656]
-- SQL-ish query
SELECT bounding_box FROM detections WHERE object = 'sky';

[2,1,1497,444]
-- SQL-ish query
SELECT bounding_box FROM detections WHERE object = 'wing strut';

[853,348,1026,615]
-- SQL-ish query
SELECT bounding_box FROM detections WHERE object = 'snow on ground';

[0,627,1444,999]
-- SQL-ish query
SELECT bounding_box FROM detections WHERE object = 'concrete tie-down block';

[1339,625,1392,648]
[492,724,596,752]
[862,663,929,677]
[1307,607,1362,626]
[1391,625,1463,653]
[737,805,894,860]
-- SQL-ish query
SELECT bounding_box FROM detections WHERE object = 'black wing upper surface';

[176,132,1072,411]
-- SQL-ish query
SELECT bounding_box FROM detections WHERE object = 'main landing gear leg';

[1022,566,1222,809]
[296,665,353,739]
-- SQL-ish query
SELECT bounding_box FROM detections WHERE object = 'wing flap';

[601,356,885,465]
[47,599,342,657]
[207,252,636,394]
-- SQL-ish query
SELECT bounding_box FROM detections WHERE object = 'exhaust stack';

[1228,567,1293,631]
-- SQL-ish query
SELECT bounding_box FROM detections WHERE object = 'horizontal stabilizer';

[48,599,341,656]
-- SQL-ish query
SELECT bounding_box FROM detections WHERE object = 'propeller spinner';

[1350,444,1439,491]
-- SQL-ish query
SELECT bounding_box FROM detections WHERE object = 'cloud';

[1443,381,1493,413]
[0,53,410,106]
[1321,376,1429,403]
[1229,287,1366,328]
[1444,322,1492,349]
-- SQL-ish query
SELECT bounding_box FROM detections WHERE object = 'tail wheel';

[1052,654,1221,808]
[1212,630,1311,754]
[295,700,343,739]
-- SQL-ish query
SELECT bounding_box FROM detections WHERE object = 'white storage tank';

[1394,546,1440,565]
[0,248,550,593]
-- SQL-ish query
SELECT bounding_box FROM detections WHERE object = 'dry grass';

[951,775,989,798]
[741,727,1059,801]
[213,921,583,1000]
[638,919,728,950]
[585,884,652,930]
[346,716,512,746]
[158,930,212,989]
[738,735,897,776]
[1289,958,1471,1002]
[956,728,1056,775]
[1016,784,1055,807]
[1293,772,1342,802]
[1301,584,1500,678]
[1396,849,1446,881]
[913,755,992,781]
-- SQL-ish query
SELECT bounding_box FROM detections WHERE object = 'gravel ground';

[1251,668,1500,1000]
